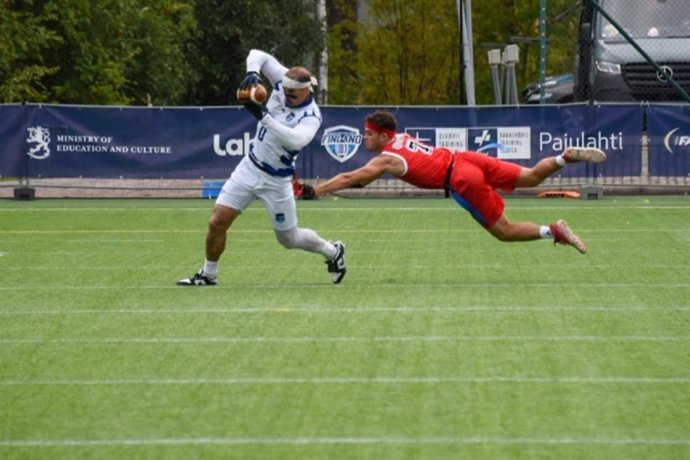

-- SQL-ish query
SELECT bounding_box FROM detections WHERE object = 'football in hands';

[236,84,268,104]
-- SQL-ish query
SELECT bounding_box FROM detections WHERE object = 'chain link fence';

[522,0,690,104]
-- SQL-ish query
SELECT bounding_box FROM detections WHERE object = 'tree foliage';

[327,0,461,105]
[0,0,61,102]
[187,0,323,106]
[0,0,322,105]
[1,0,580,106]
[470,0,579,104]
[326,0,579,105]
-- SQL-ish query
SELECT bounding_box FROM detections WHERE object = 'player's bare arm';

[314,154,404,197]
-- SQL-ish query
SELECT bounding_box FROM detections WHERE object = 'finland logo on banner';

[321,125,362,163]
[663,127,690,154]
[26,126,51,160]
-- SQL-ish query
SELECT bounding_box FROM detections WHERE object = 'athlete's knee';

[208,207,237,233]
[275,227,299,249]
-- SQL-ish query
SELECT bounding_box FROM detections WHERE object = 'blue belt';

[248,152,294,177]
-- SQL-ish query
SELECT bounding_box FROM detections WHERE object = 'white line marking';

[0,435,688,447]
[0,204,687,212]
[1,283,689,290]
[2,263,688,271]
[0,376,688,386]
[1,306,689,315]
[0,228,687,236]
[1,336,687,345]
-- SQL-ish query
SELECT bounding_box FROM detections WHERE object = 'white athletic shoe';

[177,270,217,286]
[326,241,346,284]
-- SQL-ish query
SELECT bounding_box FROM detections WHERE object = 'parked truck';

[574,0,690,102]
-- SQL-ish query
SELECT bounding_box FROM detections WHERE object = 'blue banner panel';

[3,103,645,181]
[647,105,690,177]
[310,104,643,179]
[0,104,28,177]
[23,104,255,179]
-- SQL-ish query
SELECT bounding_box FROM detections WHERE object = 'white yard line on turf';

[0,205,687,212]
[1,306,689,315]
[0,335,688,344]
[1,283,690,290]
[0,436,689,447]
[0,376,688,386]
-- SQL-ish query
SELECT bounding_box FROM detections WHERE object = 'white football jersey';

[244,50,322,179]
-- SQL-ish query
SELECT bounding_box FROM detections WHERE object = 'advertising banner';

[315,104,643,179]
[647,105,690,177]
[21,104,255,179]
[0,104,28,177]
[0,103,646,180]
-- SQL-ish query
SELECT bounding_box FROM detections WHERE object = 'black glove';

[243,101,267,121]
[239,71,261,90]
[301,183,316,200]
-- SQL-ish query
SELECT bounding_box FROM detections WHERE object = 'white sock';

[555,155,567,167]
[203,260,218,278]
[539,225,553,239]
[275,227,336,259]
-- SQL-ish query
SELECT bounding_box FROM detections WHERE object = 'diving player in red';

[307,110,607,253]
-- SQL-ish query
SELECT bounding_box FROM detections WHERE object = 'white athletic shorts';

[215,158,297,231]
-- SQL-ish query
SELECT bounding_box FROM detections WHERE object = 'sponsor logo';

[26,127,173,158]
[214,132,253,157]
[405,128,435,145]
[539,131,624,152]
[468,128,508,155]
[663,127,690,154]
[321,125,362,163]
[404,126,530,159]
[468,127,531,159]
[26,126,51,160]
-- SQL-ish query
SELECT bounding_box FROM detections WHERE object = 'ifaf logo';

[321,125,362,163]
[26,126,51,160]
[663,127,690,154]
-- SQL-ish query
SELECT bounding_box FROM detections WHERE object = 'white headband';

[282,76,312,89]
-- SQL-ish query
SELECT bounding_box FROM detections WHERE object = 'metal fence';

[520,0,690,105]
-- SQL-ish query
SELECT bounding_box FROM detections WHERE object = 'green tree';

[327,0,461,105]
[187,0,324,105]
[1,0,198,105]
[471,0,579,104]
[44,0,198,105]
[121,2,199,105]
[0,0,61,101]
[326,0,579,105]
[325,0,359,103]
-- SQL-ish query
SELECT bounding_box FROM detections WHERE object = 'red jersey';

[380,134,454,189]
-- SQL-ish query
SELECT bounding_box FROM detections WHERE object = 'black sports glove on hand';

[301,183,316,200]
[243,101,267,121]
[239,71,261,90]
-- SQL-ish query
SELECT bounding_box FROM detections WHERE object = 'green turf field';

[1,196,688,459]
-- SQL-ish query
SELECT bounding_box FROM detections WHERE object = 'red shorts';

[449,152,522,227]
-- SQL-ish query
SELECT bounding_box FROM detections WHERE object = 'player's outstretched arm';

[314,155,404,197]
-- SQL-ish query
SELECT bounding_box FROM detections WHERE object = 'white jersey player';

[178,49,346,286]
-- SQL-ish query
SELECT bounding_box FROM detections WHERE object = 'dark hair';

[285,66,312,83]
[365,110,397,131]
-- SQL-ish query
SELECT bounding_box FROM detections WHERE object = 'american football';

[236,84,268,104]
